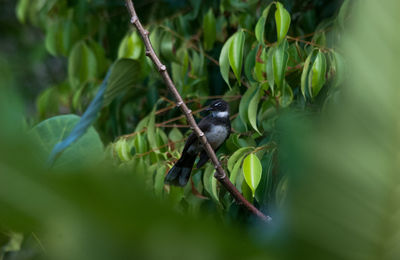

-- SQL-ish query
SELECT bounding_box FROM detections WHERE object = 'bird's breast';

[205,125,229,149]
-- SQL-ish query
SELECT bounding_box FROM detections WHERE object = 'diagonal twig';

[125,0,271,222]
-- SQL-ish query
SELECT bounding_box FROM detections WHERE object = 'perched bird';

[164,99,231,186]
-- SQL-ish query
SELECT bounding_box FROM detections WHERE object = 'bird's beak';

[206,106,212,111]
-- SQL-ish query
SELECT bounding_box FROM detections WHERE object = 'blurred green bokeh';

[1,0,400,259]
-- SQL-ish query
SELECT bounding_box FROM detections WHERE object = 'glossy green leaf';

[118,31,144,60]
[115,138,131,162]
[154,165,166,197]
[244,46,258,82]
[248,86,262,134]
[254,47,267,82]
[228,147,253,173]
[134,132,147,154]
[68,41,97,89]
[228,30,245,84]
[203,8,216,51]
[266,47,275,93]
[203,164,219,202]
[254,3,273,45]
[29,115,104,170]
[275,2,291,43]
[147,107,157,150]
[239,84,258,130]
[300,50,315,99]
[219,35,234,88]
[272,40,289,89]
[104,59,143,106]
[242,153,262,196]
[309,50,327,98]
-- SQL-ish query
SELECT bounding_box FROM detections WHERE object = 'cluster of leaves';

[16,0,348,219]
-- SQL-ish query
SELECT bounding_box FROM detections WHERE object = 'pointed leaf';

[248,86,262,134]
[219,35,234,88]
[272,40,289,89]
[228,30,245,84]
[275,2,291,43]
[242,153,262,196]
[228,147,253,173]
[309,50,327,98]
[147,107,157,150]
[266,47,275,93]
[239,84,258,130]
[255,3,273,45]
[118,31,144,60]
[203,8,216,51]
[68,41,97,89]
[301,51,314,99]
[203,164,219,202]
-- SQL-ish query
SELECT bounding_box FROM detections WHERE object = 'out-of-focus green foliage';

[2,0,400,258]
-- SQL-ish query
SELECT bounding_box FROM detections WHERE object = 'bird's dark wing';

[181,116,211,154]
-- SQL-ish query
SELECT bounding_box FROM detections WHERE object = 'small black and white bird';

[164,99,231,186]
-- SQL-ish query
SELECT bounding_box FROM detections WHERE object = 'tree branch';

[125,0,271,223]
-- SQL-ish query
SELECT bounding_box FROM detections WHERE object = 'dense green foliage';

[2,0,399,259]
[14,0,348,218]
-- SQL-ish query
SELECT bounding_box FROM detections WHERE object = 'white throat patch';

[213,111,228,118]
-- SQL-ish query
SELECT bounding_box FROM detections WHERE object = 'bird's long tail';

[164,153,197,186]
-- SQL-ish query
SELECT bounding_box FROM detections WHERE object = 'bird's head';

[207,99,229,118]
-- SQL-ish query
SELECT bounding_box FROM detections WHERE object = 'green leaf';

[203,8,216,51]
[275,2,291,43]
[134,132,148,154]
[104,59,143,106]
[16,0,30,23]
[309,50,327,98]
[147,107,157,150]
[168,127,183,142]
[244,46,258,82]
[272,40,289,89]
[239,84,258,130]
[118,31,144,60]
[160,32,179,63]
[115,138,131,162]
[266,47,275,93]
[254,3,273,45]
[254,46,267,82]
[300,50,315,99]
[242,153,262,196]
[29,115,104,170]
[330,51,346,88]
[228,30,245,84]
[248,86,262,134]
[279,81,294,107]
[68,41,97,89]
[154,165,166,197]
[219,35,234,88]
[228,147,253,173]
[203,164,219,202]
